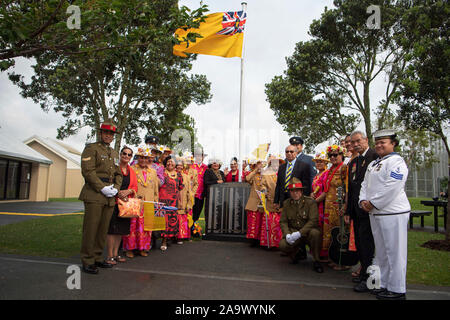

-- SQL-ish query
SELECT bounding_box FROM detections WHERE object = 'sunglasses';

[285,150,296,153]
[328,154,340,158]
[122,152,132,157]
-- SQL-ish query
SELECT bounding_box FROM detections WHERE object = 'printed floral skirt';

[246,210,262,240]
[177,210,191,240]
[162,211,179,239]
[259,212,282,248]
[122,216,152,251]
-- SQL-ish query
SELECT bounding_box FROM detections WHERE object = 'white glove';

[286,234,295,245]
[110,187,118,197]
[101,185,116,198]
[291,231,301,241]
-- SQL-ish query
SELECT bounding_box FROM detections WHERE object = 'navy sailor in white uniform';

[359,129,410,300]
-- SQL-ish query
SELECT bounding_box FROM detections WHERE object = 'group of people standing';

[79,120,410,300]
[79,121,209,275]
[242,131,410,300]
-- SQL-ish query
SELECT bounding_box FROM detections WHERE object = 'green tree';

[9,1,211,151]
[395,0,449,240]
[265,0,410,149]
[0,0,207,71]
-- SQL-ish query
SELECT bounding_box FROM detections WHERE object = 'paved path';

[1,240,449,300]
[0,201,83,225]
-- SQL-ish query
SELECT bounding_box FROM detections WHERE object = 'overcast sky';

[1,0,390,166]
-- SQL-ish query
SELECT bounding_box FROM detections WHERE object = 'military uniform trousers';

[80,201,115,266]
[279,228,322,262]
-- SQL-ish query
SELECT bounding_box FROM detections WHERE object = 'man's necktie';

[285,162,293,190]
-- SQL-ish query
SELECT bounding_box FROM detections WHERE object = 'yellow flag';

[143,202,166,231]
[251,143,270,159]
[173,11,246,58]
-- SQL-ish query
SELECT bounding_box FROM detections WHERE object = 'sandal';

[105,257,117,265]
[352,266,362,277]
[115,255,126,263]
[140,251,148,257]
[333,265,351,271]
[126,251,134,258]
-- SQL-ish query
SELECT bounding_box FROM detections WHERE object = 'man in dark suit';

[274,145,312,210]
[289,136,316,190]
[344,131,378,293]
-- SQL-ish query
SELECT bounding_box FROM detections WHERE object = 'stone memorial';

[204,182,250,241]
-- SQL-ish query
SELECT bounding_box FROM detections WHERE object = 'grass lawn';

[407,230,450,286]
[0,215,83,258]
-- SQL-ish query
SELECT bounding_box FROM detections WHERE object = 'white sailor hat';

[373,129,397,140]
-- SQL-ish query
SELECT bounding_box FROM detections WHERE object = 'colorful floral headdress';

[313,151,330,162]
[136,145,151,157]
[326,144,346,154]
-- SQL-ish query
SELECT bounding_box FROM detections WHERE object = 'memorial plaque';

[205,182,250,237]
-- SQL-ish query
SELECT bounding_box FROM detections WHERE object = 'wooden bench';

[409,210,432,229]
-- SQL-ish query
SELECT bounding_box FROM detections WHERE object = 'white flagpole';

[238,2,247,182]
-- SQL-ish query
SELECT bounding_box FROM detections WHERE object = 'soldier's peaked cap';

[99,119,119,134]
[144,135,158,144]
[289,136,304,145]
[288,177,305,190]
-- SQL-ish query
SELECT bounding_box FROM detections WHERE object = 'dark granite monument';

[204,182,250,241]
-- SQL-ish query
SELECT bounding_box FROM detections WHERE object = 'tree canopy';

[395,0,449,157]
[265,0,410,150]
[8,0,212,151]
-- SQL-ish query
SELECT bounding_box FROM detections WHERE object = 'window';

[0,159,6,200]
[0,158,32,200]
[19,163,31,199]
[6,161,19,199]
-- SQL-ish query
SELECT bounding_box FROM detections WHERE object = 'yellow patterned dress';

[322,163,348,256]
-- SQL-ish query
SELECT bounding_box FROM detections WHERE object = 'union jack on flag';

[154,203,165,217]
[216,11,247,36]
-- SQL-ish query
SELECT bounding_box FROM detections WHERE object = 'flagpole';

[238,2,247,182]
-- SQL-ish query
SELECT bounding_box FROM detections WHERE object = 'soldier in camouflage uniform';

[79,120,123,274]
[279,178,324,273]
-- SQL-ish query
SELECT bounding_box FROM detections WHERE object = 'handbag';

[118,196,143,218]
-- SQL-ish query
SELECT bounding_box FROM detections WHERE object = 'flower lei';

[135,164,152,187]
[324,162,344,193]
[165,169,178,180]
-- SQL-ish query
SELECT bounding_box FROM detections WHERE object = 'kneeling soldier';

[279,178,323,273]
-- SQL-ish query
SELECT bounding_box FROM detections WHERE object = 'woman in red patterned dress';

[159,156,184,251]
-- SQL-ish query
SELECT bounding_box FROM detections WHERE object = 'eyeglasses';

[285,150,295,153]
[122,152,132,157]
